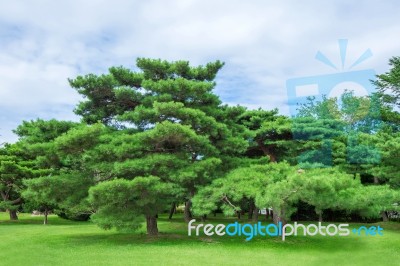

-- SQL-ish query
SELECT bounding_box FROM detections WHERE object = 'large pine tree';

[69,58,248,234]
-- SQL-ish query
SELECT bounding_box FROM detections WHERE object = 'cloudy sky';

[1,0,399,143]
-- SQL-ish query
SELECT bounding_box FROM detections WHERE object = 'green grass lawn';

[0,212,399,266]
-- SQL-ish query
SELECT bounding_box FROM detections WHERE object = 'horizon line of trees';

[1,57,399,235]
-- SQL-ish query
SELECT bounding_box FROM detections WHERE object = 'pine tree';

[69,58,247,234]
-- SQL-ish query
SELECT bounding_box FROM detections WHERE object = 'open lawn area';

[0,212,399,266]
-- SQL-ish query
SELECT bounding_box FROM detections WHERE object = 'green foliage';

[294,168,358,217]
[368,131,400,187]
[194,162,398,223]
[375,56,400,106]
[238,109,292,162]
[88,177,172,231]
[0,144,35,212]
[192,162,293,216]
[13,119,78,143]
[69,58,224,126]
[65,58,249,232]
[338,185,399,218]
[69,71,143,125]
[4,56,400,231]
[295,91,387,173]
[22,176,57,209]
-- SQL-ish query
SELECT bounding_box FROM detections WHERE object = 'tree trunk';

[168,202,176,220]
[280,207,287,226]
[252,207,259,222]
[265,209,269,220]
[44,208,48,225]
[184,200,193,223]
[146,215,158,235]
[381,211,388,222]
[201,214,207,222]
[256,140,277,162]
[9,209,18,220]
[213,211,217,217]
[318,210,323,222]
[272,207,286,226]
[373,177,387,222]
[237,211,241,220]
[272,209,280,225]
[248,201,254,220]
[267,153,277,163]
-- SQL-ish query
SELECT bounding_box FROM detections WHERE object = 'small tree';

[192,162,293,223]
[375,56,400,107]
[298,168,359,221]
[88,177,173,235]
[0,145,34,220]
[338,184,399,220]
[22,176,58,224]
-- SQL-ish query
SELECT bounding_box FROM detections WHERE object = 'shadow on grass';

[2,212,398,253]
[63,229,369,255]
[0,213,87,226]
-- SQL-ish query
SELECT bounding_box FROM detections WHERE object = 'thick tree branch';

[221,195,237,210]
[0,191,7,201]
[10,198,22,205]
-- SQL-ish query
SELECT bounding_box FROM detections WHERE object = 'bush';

[55,209,91,221]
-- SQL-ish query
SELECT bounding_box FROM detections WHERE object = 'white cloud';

[0,0,400,143]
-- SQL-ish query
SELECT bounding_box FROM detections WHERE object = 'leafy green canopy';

[66,58,249,233]
[375,56,400,107]
[89,176,172,231]
[193,163,398,223]
[69,58,225,126]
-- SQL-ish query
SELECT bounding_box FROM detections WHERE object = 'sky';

[1,0,400,143]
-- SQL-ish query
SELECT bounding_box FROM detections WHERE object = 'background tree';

[297,168,360,222]
[237,109,293,163]
[11,119,93,221]
[375,56,400,107]
[193,162,296,224]
[337,184,399,221]
[0,145,33,220]
[2,56,399,233]
[22,176,58,224]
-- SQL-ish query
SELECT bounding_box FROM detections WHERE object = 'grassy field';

[0,212,399,266]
